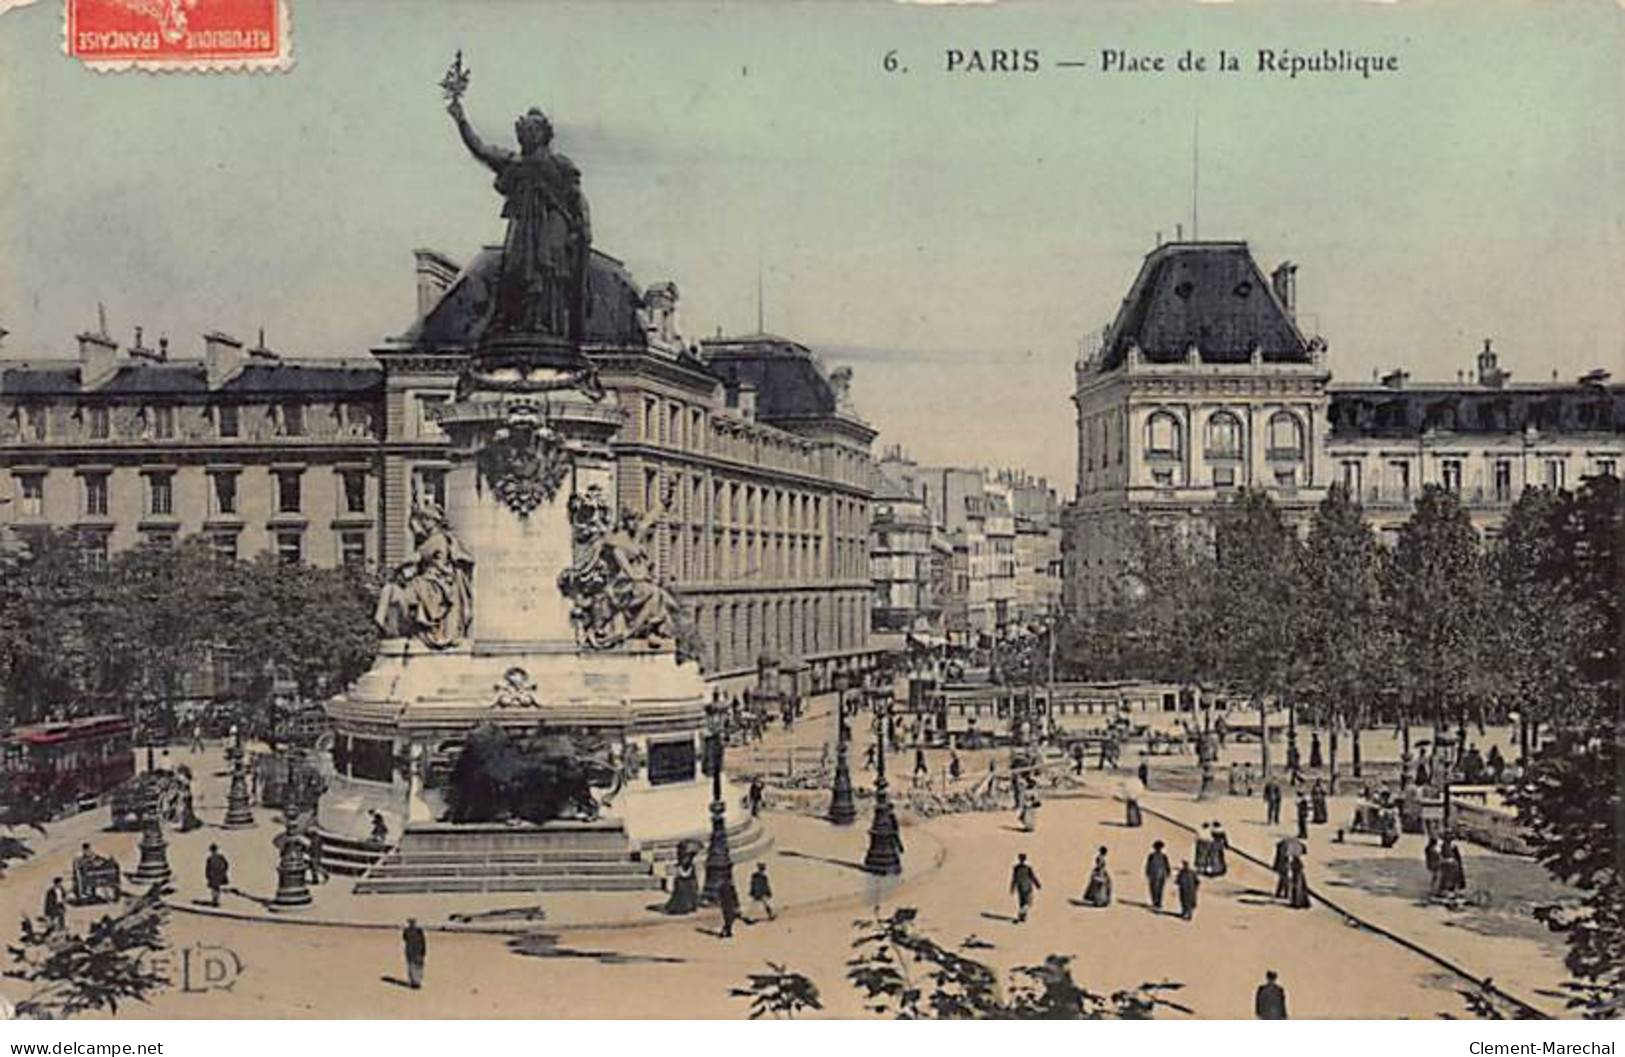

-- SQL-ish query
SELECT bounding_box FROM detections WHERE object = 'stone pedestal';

[864,773,903,876]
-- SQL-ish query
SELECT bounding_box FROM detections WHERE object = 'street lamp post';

[223,726,256,829]
[700,702,735,904]
[828,692,857,825]
[128,785,172,887]
[863,695,903,875]
[269,815,313,911]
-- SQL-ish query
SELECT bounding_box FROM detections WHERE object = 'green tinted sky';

[2,0,1620,487]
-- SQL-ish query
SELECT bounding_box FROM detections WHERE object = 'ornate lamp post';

[828,692,857,825]
[128,785,172,887]
[223,726,255,829]
[864,695,904,876]
[700,701,735,904]
[269,815,313,911]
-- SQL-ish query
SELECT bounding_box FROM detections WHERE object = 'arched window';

[1206,411,1244,458]
[1145,411,1182,458]
[1268,411,1304,458]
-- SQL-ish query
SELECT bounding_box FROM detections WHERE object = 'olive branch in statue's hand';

[441,50,471,106]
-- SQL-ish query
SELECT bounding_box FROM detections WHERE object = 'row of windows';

[1144,409,1306,461]
[8,400,375,443]
[696,591,868,673]
[9,467,371,520]
[1337,455,1617,502]
[71,526,369,569]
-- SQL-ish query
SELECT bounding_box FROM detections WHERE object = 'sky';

[2,0,1621,492]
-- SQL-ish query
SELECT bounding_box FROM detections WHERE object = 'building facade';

[0,325,384,569]
[1067,242,1333,614]
[869,446,945,635]
[1325,344,1623,544]
[2,251,882,693]
[1066,242,1624,614]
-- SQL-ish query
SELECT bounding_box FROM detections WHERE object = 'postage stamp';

[63,0,290,71]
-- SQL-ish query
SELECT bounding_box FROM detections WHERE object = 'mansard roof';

[1102,241,1309,369]
[0,358,380,398]
[1328,380,1625,437]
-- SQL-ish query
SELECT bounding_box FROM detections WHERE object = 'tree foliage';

[729,962,824,1019]
[5,886,170,1019]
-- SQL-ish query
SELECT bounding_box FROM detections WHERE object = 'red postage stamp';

[65,0,290,70]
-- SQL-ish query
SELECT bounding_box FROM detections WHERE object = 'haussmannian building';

[1064,240,1623,615]
[1,248,884,694]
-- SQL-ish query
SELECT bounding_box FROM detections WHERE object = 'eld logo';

[144,943,243,994]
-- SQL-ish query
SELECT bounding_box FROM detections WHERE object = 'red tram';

[1,714,136,816]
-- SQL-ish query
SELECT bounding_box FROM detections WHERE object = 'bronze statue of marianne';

[443,53,592,342]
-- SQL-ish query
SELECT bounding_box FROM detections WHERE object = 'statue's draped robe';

[491,152,589,337]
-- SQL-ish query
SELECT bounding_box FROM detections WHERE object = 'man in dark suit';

[205,844,230,906]
[1009,853,1041,923]
[1144,840,1171,911]
[1255,970,1288,1019]
[402,918,427,989]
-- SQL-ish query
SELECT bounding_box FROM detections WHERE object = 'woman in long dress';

[1194,824,1214,875]
[1287,856,1311,909]
[1208,821,1229,877]
[1082,846,1113,907]
[664,844,701,914]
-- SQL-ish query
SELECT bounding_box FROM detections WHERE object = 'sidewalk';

[1138,784,1575,1017]
[163,808,943,933]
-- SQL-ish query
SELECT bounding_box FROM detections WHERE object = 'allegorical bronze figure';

[442,51,592,342]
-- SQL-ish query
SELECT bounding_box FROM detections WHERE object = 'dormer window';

[86,405,110,440]
[217,405,240,438]
[151,405,175,440]
[281,402,305,438]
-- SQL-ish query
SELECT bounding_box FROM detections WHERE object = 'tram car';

[0,714,135,820]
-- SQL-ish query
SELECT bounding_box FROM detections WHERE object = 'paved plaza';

[0,704,1578,1020]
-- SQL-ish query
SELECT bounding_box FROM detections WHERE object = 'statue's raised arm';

[447,96,513,173]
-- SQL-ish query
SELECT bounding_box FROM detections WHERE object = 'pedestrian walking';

[402,918,427,989]
[1209,821,1229,877]
[1009,853,1041,923]
[1081,846,1112,907]
[749,862,775,921]
[1255,970,1289,1019]
[1287,855,1311,909]
[1272,838,1292,900]
[913,748,928,781]
[370,810,390,846]
[1144,840,1171,911]
[1264,779,1282,825]
[205,844,230,906]
[1137,757,1149,791]
[1310,779,1328,825]
[1423,835,1441,893]
[718,878,742,937]
[948,751,962,782]
[1175,861,1199,920]
[1287,738,1303,786]
[1295,792,1310,840]
[1124,792,1142,828]
[43,878,67,933]
[747,776,765,818]
[1309,732,1323,771]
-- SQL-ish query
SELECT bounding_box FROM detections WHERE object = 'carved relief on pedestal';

[555,484,681,650]
[492,666,540,708]
[476,415,571,518]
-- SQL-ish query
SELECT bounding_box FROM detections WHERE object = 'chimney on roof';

[738,381,757,421]
[1381,369,1409,390]
[158,334,169,360]
[128,325,163,363]
[1476,338,1508,388]
[1271,262,1298,321]
[248,327,279,361]
[77,314,120,386]
[204,331,246,388]
[413,249,458,319]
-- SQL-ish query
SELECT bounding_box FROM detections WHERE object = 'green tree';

[1381,486,1494,756]
[5,886,170,1018]
[1207,490,1306,778]
[1298,483,1391,789]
